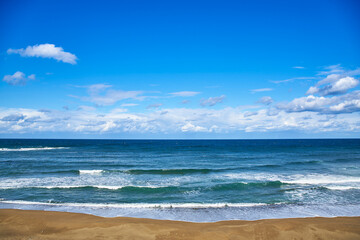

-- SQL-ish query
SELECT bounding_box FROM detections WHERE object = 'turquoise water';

[1,139,360,222]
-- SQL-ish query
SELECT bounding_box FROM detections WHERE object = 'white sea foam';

[0,184,171,190]
[0,147,68,151]
[282,175,360,185]
[0,175,133,190]
[0,200,267,208]
[2,200,360,222]
[42,185,123,190]
[44,185,162,190]
[79,170,103,175]
[222,173,360,186]
[42,185,85,189]
[325,186,360,190]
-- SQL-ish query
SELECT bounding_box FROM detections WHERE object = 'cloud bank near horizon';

[1,65,359,136]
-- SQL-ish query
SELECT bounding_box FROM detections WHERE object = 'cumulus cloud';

[257,96,273,105]
[277,91,360,114]
[275,66,360,114]
[3,71,35,85]
[169,91,200,97]
[181,123,207,132]
[200,95,225,107]
[7,44,77,64]
[251,88,273,93]
[306,75,359,96]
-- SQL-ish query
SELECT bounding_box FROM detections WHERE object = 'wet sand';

[0,209,360,239]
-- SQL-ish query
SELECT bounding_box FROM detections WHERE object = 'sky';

[0,0,360,139]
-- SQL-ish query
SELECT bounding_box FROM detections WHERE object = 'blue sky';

[0,0,359,138]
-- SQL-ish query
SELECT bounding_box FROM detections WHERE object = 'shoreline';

[1,209,360,239]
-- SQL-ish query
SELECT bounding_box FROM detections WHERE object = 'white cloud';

[277,91,360,114]
[328,76,359,94]
[273,66,360,115]
[329,100,360,113]
[271,77,316,84]
[251,88,273,93]
[293,66,304,69]
[88,90,143,106]
[87,84,112,94]
[73,84,144,106]
[348,68,360,76]
[3,71,35,85]
[7,44,77,64]
[2,65,360,136]
[306,75,359,96]
[181,123,207,132]
[1,106,359,135]
[257,96,273,105]
[169,91,200,97]
[1,114,25,121]
[317,64,344,75]
[200,95,225,106]
[121,103,139,107]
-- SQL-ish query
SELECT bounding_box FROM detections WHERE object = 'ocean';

[0,139,359,222]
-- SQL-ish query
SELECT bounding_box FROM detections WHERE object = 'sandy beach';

[0,209,359,240]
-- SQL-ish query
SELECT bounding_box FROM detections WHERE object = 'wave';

[249,160,321,169]
[0,181,286,192]
[0,147,68,151]
[0,200,267,208]
[123,168,219,175]
[282,176,360,185]
[287,160,320,165]
[211,181,285,191]
[43,185,126,190]
[0,185,172,191]
[329,158,360,163]
[1,172,359,193]
[47,185,167,190]
[76,168,218,175]
[222,173,360,185]
[325,186,360,190]
[128,161,324,175]
[55,168,230,176]
[79,170,104,175]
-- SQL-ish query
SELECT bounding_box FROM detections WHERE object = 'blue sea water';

[0,139,360,222]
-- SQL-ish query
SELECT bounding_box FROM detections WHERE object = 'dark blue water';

[1,139,360,222]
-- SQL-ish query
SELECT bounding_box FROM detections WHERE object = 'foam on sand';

[0,200,267,208]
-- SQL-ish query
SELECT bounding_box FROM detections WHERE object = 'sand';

[1,209,360,239]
